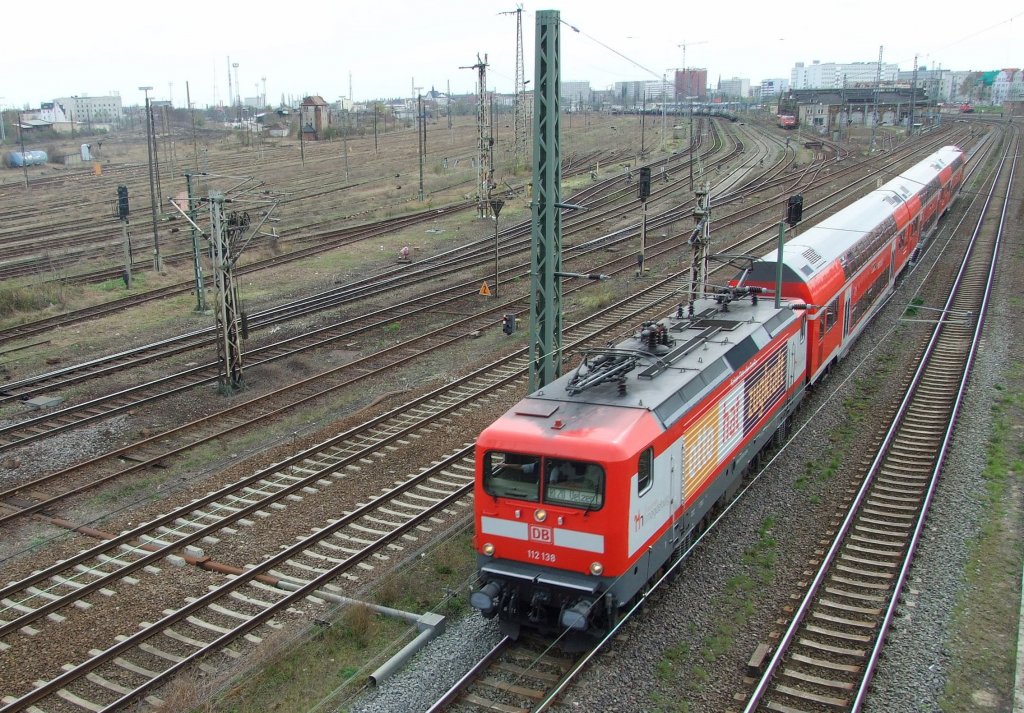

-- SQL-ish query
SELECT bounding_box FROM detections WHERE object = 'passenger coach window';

[637,448,653,495]
[544,459,604,510]
[483,452,540,502]
[825,300,839,333]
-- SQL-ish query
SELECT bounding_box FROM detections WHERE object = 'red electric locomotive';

[470,145,964,640]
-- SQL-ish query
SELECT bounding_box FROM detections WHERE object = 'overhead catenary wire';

[559,19,663,82]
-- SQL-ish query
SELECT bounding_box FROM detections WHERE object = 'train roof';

[523,294,798,430]
[746,146,963,290]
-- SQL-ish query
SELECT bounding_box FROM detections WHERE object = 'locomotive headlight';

[534,509,547,523]
[589,561,604,576]
[482,542,495,556]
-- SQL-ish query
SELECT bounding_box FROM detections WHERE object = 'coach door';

[843,290,851,339]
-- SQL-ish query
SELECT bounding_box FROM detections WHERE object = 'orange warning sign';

[479,282,492,296]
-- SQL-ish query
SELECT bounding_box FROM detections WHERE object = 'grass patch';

[87,472,172,506]
[0,282,72,319]
[207,528,477,712]
[652,518,777,707]
[97,272,148,292]
[939,372,1024,712]
[903,296,925,318]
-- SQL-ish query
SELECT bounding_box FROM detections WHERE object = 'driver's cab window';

[483,451,540,502]
[544,459,604,510]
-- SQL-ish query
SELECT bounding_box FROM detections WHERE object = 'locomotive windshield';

[483,452,604,510]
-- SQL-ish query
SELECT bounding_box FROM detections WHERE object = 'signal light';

[786,194,803,226]
[638,167,651,201]
[116,185,129,220]
[502,314,516,335]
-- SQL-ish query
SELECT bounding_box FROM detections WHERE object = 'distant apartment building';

[39,95,122,125]
[561,80,592,109]
[791,60,899,89]
[674,69,707,99]
[760,78,789,98]
[992,68,1024,104]
[612,80,667,108]
[896,68,963,104]
[717,77,750,99]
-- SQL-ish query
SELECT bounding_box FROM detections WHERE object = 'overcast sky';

[2,0,1020,110]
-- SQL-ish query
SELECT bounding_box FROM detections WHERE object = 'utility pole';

[501,5,527,168]
[262,76,267,108]
[139,86,161,272]
[226,57,233,116]
[184,172,206,312]
[840,75,847,143]
[17,111,28,189]
[187,81,199,172]
[233,62,241,123]
[489,196,504,296]
[461,53,492,218]
[417,93,425,201]
[447,79,453,134]
[689,96,695,189]
[340,103,350,181]
[640,91,646,157]
[870,45,883,152]
[908,55,918,135]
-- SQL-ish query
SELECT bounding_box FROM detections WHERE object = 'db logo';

[529,525,553,543]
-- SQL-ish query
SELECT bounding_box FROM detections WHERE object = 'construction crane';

[677,39,709,72]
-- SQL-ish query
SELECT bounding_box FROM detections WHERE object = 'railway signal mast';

[501,5,528,169]
[168,178,281,393]
[685,179,712,315]
[461,54,493,218]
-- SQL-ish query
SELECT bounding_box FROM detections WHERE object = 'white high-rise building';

[717,77,750,98]
[760,78,789,97]
[791,61,899,89]
[51,95,123,124]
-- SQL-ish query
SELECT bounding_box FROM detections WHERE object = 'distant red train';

[959,103,974,113]
[470,146,965,640]
[778,114,797,129]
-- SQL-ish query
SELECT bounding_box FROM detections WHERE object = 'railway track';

[0,125,962,443]
[0,240,772,710]
[0,145,628,343]
[0,124,731,423]
[0,128,976,528]
[426,636,581,712]
[0,124,992,710]
[741,128,1017,713]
